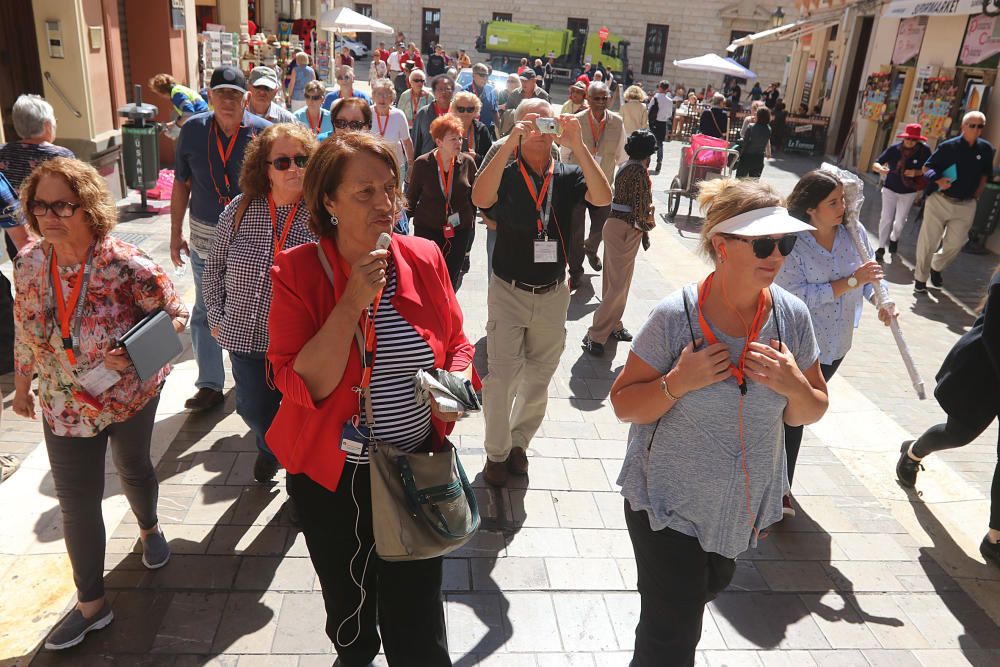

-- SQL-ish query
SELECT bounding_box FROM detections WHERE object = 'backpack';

[0,172,23,229]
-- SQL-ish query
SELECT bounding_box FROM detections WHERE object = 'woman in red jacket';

[267,132,475,666]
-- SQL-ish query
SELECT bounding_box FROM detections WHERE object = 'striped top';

[348,264,436,464]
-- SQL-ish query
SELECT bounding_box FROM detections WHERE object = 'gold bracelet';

[660,375,680,401]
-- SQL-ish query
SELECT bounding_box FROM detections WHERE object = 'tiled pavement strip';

[2,144,1000,667]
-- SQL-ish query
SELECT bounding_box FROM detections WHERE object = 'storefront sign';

[883,0,983,18]
[892,17,926,65]
[959,14,1000,67]
[801,59,817,109]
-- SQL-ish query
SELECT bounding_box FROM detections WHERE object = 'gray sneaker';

[141,529,170,569]
[0,454,20,484]
[44,602,114,650]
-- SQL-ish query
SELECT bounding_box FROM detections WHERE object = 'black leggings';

[624,500,735,666]
[414,224,472,291]
[784,357,843,486]
[911,414,1000,530]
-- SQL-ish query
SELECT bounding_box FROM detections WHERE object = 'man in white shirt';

[648,80,674,173]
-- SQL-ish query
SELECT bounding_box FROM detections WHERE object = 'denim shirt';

[775,225,889,365]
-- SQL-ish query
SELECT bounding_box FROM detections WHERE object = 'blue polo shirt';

[923,135,995,200]
[321,89,372,112]
[464,81,498,128]
[174,111,271,224]
[875,141,932,194]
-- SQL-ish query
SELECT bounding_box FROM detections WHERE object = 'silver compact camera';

[535,117,560,135]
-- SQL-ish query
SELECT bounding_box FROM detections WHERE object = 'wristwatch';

[847,274,859,288]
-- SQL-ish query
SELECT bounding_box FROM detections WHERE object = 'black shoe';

[653,164,662,174]
[914,280,927,294]
[895,441,924,489]
[980,536,1000,568]
[875,247,885,263]
[610,327,633,342]
[461,255,471,274]
[581,334,605,356]
[641,232,651,251]
[930,269,943,288]
[888,239,898,255]
[253,452,281,484]
[586,250,602,271]
[184,387,224,412]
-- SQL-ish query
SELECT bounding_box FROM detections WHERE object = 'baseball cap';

[569,81,587,93]
[210,65,247,92]
[707,207,815,238]
[248,66,279,90]
[519,70,536,81]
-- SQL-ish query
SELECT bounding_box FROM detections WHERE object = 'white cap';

[707,206,815,238]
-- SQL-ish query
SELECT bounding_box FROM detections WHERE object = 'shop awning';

[726,13,842,51]
[882,0,984,18]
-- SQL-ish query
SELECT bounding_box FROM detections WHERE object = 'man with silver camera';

[472,100,611,487]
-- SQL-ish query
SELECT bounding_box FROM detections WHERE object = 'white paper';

[534,240,558,263]
[414,369,465,416]
[77,365,122,396]
[340,438,365,456]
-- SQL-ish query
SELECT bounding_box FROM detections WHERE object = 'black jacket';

[934,270,1000,423]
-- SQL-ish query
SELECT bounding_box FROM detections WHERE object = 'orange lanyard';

[410,93,420,125]
[696,272,768,395]
[48,245,92,366]
[335,248,384,389]
[588,111,607,154]
[465,124,476,155]
[306,110,321,134]
[375,109,390,136]
[516,151,555,237]
[210,120,241,204]
[267,193,301,257]
[436,150,455,215]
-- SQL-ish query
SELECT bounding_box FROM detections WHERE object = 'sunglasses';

[306,94,324,101]
[267,155,310,170]
[968,123,986,129]
[724,234,798,259]
[333,119,371,131]
[455,106,476,113]
[412,79,425,83]
[29,200,82,218]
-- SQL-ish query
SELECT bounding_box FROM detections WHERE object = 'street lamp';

[772,6,786,28]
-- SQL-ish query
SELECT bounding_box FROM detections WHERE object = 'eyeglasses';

[29,200,82,218]
[968,123,986,129]
[267,155,310,170]
[411,79,425,83]
[333,119,371,131]
[306,94,324,101]
[455,106,476,113]
[724,234,798,259]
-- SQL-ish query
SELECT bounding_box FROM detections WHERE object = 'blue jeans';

[486,226,496,277]
[189,248,225,391]
[229,351,280,462]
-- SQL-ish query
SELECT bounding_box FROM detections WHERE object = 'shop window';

[641,24,669,76]
[492,13,512,22]
[729,30,753,69]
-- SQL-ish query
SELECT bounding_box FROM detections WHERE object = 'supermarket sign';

[883,0,984,17]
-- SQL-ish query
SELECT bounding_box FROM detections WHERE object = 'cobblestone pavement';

[2,144,1000,667]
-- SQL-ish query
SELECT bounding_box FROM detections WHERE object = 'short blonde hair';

[624,85,646,103]
[696,178,784,262]
[240,124,318,199]
[451,91,482,113]
[148,73,176,96]
[295,52,310,65]
[304,80,325,97]
[20,157,117,238]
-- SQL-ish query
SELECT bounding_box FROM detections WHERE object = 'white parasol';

[318,7,394,35]
[673,53,757,80]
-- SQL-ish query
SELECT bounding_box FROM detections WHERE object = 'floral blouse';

[14,236,189,437]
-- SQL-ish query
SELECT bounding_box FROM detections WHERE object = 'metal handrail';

[44,71,83,118]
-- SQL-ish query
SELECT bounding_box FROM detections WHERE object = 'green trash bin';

[121,123,160,191]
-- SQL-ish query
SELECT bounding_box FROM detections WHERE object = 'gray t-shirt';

[617,283,819,559]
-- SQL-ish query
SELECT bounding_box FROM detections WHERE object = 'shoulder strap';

[681,287,698,349]
[232,195,253,236]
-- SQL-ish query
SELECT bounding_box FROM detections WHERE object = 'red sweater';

[266,235,477,491]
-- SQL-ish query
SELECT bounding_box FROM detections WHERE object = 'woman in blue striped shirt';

[776,170,898,516]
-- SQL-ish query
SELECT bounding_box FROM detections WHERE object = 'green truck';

[475,20,628,74]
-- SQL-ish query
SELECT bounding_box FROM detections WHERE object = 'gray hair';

[588,81,610,98]
[472,63,489,76]
[13,94,56,140]
[515,98,554,120]
[963,110,986,125]
[711,92,726,107]
[409,68,426,83]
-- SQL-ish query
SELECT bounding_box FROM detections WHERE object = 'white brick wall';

[363,1,790,90]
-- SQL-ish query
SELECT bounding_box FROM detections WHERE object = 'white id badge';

[447,212,461,227]
[78,365,122,396]
[340,437,365,456]
[533,239,558,263]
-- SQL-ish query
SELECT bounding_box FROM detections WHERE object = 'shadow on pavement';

[712,504,903,648]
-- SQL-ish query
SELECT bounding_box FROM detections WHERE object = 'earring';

[330,214,339,226]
